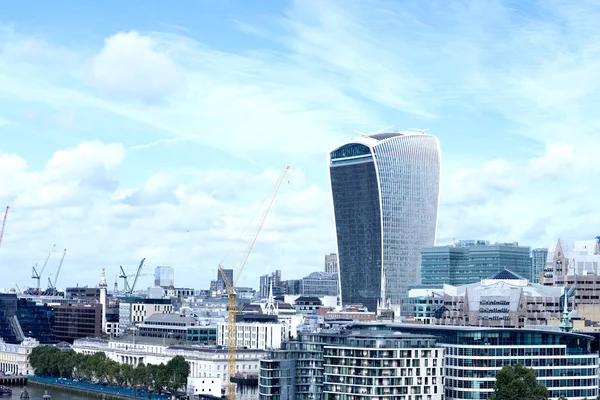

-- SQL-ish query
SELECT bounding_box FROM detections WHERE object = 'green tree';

[492,363,548,400]
[165,356,190,395]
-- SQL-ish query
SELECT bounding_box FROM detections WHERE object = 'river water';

[5,385,97,400]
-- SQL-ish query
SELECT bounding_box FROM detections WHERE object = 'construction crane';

[31,244,55,290]
[219,165,290,400]
[119,258,146,295]
[0,205,9,249]
[47,249,67,290]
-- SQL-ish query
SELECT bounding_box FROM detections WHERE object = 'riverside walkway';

[29,376,172,400]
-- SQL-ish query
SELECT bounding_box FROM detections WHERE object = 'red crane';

[0,205,9,249]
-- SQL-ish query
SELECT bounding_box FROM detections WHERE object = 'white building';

[73,337,263,399]
[217,319,286,350]
[0,337,38,375]
[118,297,173,334]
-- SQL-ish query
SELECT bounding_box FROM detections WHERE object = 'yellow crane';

[218,165,291,400]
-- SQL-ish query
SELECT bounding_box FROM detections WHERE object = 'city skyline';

[329,131,440,311]
[1,1,600,287]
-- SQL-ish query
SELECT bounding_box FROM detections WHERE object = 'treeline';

[29,346,190,395]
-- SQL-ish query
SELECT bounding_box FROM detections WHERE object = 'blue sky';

[1,0,599,290]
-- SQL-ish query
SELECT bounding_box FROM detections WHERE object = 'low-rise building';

[0,337,38,375]
[73,337,263,400]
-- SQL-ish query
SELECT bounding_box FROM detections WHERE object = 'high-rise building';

[324,253,338,274]
[421,241,532,285]
[259,270,282,298]
[531,247,548,283]
[154,266,174,288]
[329,131,441,311]
[217,268,234,287]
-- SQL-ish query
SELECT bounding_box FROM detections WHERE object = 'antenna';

[408,128,429,134]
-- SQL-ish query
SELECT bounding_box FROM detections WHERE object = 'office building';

[284,272,338,297]
[217,314,287,350]
[154,266,174,288]
[397,324,598,400]
[65,287,101,300]
[218,268,234,287]
[0,294,56,344]
[118,297,174,334]
[420,240,532,286]
[531,247,548,283]
[52,303,102,343]
[405,269,563,327]
[260,270,282,298]
[324,253,338,275]
[329,132,441,311]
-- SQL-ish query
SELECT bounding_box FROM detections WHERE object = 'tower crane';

[31,244,55,291]
[219,165,290,400]
[119,258,146,295]
[0,205,9,249]
[47,249,67,290]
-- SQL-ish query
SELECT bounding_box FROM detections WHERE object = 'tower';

[99,268,108,334]
[329,131,441,311]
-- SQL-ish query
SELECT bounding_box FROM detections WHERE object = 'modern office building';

[0,294,56,344]
[396,324,599,400]
[217,314,287,350]
[218,268,234,287]
[260,270,282,298]
[420,240,532,286]
[65,287,101,300]
[329,132,441,311]
[52,303,102,343]
[284,272,338,297]
[118,297,174,334]
[531,247,548,283]
[324,253,338,275]
[405,269,564,327]
[154,266,174,288]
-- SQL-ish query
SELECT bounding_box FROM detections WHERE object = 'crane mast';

[221,165,290,400]
[48,249,67,289]
[32,244,55,290]
[0,205,9,249]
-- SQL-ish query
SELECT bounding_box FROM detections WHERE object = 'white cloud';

[0,143,334,290]
[89,31,184,102]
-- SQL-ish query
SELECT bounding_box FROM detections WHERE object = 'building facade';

[421,241,532,286]
[0,294,56,344]
[118,297,174,334]
[405,269,564,328]
[217,319,287,350]
[0,337,38,375]
[324,253,338,275]
[531,248,548,283]
[154,266,175,288]
[329,132,441,311]
[397,324,598,400]
[52,303,102,343]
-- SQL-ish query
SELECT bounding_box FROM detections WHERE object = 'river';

[5,385,97,400]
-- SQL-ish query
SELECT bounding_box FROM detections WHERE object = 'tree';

[492,363,548,400]
[165,356,190,395]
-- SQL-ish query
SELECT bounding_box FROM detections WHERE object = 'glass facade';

[421,241,532,286]
[0,294,56,344]
[330,133,441,310]
[154,265,174,287]
[531,248,548,283]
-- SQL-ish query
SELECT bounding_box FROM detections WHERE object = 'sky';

[1,0,600,291]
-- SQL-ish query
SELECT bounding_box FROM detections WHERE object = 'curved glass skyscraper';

[329,132,441,311]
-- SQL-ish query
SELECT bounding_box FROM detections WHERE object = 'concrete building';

[329,132,441,311]
[259,271,282,298]
[540,238,600,322]
[217,315,287,350]
[65,287,100,300]
[154,266,174,288]
[259,326,443,400]
[137,313,197,341]
[52,303,102,343]
[324,253,338,275]
[118,297,173,334]
[0,337,38,375]
[405,269,563,327]
[73,336,263,400]
[531,247,548,283]
[420,240,532,286]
